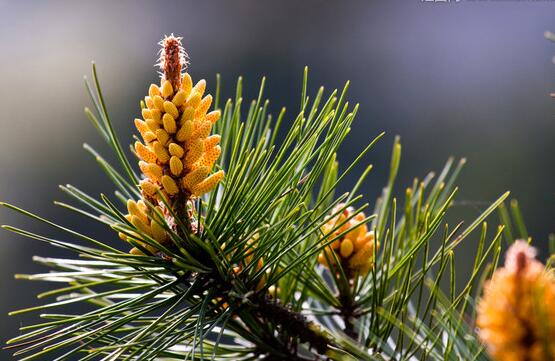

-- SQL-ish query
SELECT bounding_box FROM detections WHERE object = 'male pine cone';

[118,35,224,254]
[477,241,555,361]
[317,204,377,278]
[136,72,223,199]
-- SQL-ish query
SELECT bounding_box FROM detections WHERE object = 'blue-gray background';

[1,0,554,350]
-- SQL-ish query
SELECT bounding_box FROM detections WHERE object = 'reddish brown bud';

[159,35,188,92]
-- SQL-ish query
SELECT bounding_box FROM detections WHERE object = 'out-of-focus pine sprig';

[2,37,521,361]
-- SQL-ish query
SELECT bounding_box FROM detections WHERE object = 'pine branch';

[2,36,526,361]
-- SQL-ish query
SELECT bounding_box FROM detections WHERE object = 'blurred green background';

[1,0,554,349]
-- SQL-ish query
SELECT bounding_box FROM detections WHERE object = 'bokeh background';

[1,0,554,350]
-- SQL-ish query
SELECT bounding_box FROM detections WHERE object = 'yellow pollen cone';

[134,119,148,136]
[195,95,213,119]
[150,109,162,123]
[181,106,195,122]
[139,161,163,180]
[181,73,193,96]
[184,138,204,165]
[354,231,374,251]
[143,131,157,143]
[132,56,225,204]
[150,221,167,242]
[318,205,375,277]
[162,113,177,134]
[193,121,212,139]
[192,170,224,196]
[131,215,151,234]
[140,179,159,196]
[205,135,221,149]
[172,90,186,106]
[142,109,152,120]
[176,120,194,142]
[149,84,161,98]
[169,156,183,176]
[136,200,147,212]
[153,95,165,111]
[206,110,221,124]
[163,101,179,119]
[348,242,374,268]
[186,91,201,109]
[135,142,157,163]
[155,129,170,145]
[193,79,206,97]
[201,145,221,168]
[145,96,154,109]
[127,200,147,223]
[146,119,159,132]
[161,80,173,98]
[182,166,210,189]
[168,143,184,158]
[477,241,555,361]
[340,239,354,258]
[152,142,170,163]
[161,175,179,195]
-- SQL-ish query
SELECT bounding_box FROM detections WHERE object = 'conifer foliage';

[4,35,552,361]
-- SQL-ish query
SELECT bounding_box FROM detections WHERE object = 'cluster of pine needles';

[2,36,554,361]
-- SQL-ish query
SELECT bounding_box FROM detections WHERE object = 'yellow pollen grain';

[161,175,179,195]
